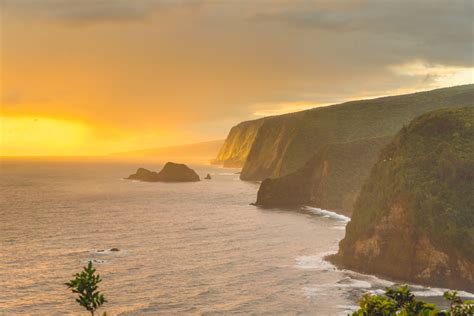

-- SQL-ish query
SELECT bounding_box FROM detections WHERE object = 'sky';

[1,0,473,156]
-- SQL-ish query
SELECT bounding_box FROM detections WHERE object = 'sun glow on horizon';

[0,116,93,156]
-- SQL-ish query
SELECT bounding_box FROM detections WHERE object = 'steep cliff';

[239,84,474,180]
[255,136,392,216]
[211,118,267,168]
[332,108,474,291]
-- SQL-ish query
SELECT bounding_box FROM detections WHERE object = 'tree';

[444,291,474,316]
[65,261,107,316]
[353,285,474,316]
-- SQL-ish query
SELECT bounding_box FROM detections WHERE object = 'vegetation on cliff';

[335,107,474,291]
[255,136,391,215]
[213,84,474,181]
[352,285,474,316]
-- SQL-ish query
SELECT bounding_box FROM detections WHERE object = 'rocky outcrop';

[127,168,160,181]
[126,162,200,182]
[255,136,391,216]
[211,118,267,168]
[213,84,474,181]
[332,108,474,292]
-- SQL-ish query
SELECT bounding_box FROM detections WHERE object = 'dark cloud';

[2,0,203,25]
[249,0,474,67]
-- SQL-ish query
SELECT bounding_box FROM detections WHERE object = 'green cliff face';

[334,107,474,292]
[239,84,474,180]
[211,118,267,168]
[255,136,392,216]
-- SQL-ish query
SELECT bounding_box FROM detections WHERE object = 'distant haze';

[1,0,473,156]
[112,140,224,163]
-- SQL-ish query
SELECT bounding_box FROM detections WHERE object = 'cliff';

[255,136,392,216]
[233,84,474,180]
[127,162,200,182]
[332,108,474,291]
[211,118,267,168]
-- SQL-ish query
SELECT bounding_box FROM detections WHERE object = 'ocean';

[0,159,470,315]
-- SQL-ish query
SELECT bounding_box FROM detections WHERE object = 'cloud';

[1,0,203,25]
[1,0,473,152]
[248,0,474,67]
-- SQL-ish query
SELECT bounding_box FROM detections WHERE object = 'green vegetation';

[214,84,474,181]
[66,261,107,316]
[336,107,474,291]
[353,285,474,316]
[256,136,391,215]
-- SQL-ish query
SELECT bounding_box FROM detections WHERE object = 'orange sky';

[1,1,473,156]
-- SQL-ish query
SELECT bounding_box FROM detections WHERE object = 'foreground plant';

[353,285,474,316]
[65,261,107,316]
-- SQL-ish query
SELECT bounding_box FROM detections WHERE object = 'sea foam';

[302,206,351,223]
[294,251,337,270]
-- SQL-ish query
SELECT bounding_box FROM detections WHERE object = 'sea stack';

[126,162,200,182]
[331,108,474,292]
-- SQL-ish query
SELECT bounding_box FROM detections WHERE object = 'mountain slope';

[255,136,392,216]
[225,84,474,180]
[332,107,474,291]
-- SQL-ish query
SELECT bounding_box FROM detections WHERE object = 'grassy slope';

[336,107,474,290]
[240,84,474,180]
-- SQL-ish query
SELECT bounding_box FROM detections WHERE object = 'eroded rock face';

[334,203,474,291]
[211,119,267,168]
[254,136,391,216]
[126,162,200,182]
[332,108,474,292]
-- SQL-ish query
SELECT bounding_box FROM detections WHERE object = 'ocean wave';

[302,206,350,223]
[335,277,372,289]
[294,251,337,270]
[302,277,372,298]
[410,284,474,298]
[93,248,123,254]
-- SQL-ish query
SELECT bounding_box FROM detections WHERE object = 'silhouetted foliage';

[65,261,107,316]
[353,286,474,316]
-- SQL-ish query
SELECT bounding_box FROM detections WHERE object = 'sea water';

[0,159,471,315]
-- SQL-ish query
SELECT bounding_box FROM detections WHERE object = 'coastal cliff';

[211,118,267,168]
[220,84,474,181]
[332,108,474,291]
[255,136,391,216]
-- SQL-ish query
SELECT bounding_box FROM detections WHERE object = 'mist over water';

[0,160,468,315]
